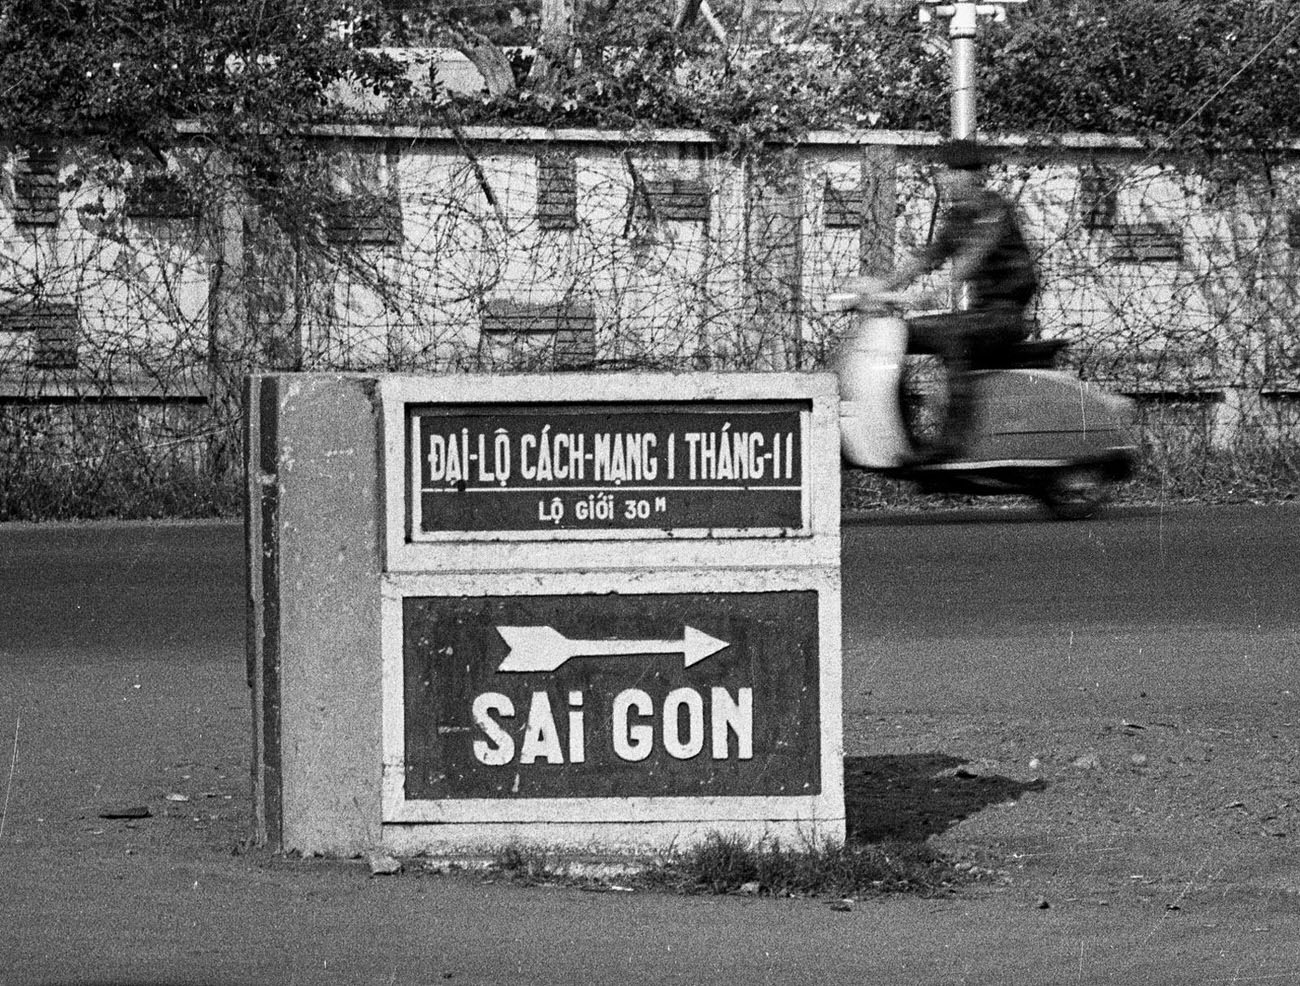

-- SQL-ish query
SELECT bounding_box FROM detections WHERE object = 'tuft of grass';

[644,833,961,899]
[488,842,558,884]
[0,402,241,522]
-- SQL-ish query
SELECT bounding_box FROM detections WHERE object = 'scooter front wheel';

[1038,466,1110,521]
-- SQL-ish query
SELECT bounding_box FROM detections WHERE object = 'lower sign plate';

[402,591,821,800]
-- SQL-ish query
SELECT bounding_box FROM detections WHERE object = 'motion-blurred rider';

[879,138,1039,464]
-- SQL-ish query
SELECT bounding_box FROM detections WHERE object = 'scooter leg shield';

[835,315,914,469]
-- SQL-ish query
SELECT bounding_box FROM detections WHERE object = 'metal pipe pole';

[920,2,1026,139]
[948,3,979,139]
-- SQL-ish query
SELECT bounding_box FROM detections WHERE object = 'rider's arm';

[883,253,928,291]
[887,198,1002,292]
[885,209,962,290]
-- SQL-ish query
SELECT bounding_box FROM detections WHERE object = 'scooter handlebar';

[828,283,914,312]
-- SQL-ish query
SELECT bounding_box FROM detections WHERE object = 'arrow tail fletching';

[496,625,572,672]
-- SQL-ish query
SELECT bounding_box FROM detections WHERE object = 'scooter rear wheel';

[1039,466,1109,521]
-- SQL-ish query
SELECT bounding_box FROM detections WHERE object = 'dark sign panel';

[409,402,806,535]
[402,591,821,800]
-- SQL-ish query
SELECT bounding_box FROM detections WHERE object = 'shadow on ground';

[845,753,1047,843]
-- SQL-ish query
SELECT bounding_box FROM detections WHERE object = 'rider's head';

[934,139,988,200]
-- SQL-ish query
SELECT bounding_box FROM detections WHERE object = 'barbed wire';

[1,132,1297,517]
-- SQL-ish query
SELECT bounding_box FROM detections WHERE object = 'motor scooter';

[829,284,1138,520]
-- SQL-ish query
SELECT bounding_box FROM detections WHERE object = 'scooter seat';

[991,339,1069,370]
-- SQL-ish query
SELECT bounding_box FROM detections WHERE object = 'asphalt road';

[0,519,244,666]
[841,502,1299,715]
[1,503,1297,985]
[3,502,1294,675]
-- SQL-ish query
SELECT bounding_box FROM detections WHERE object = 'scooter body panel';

[963,370,1137,469]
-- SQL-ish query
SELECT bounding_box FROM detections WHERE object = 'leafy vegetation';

[3,1,1296,156]
[979,0,1300,155]
[362,0,1300,159]
[0,0,407,145]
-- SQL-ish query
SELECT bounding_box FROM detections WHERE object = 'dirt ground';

[4,655,1298,984]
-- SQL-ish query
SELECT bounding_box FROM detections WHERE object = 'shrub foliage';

[2,1,1297,156]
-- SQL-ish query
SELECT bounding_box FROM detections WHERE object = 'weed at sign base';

[642,833,963,899]
[448,835,963,899]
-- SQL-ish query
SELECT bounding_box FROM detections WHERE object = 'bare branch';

[673,0,703,31]
[445,24,516,98]
[528,0,575,95]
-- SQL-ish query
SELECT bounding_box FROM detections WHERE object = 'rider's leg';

[966,303,1031,368]
[906,307,1027,461]
[905,312,976,461]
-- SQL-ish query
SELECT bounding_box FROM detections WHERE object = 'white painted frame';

[379,373,842,573]
[379,567,843,836]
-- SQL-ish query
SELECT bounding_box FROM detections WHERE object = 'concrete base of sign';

[383,819,845,856]
[249,371,845,856]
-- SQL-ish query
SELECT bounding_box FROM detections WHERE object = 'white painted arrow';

[495,625,730,673]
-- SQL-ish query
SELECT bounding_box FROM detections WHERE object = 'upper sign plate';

[408,401,808,538]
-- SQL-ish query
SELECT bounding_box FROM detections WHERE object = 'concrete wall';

[3,129,1299,445]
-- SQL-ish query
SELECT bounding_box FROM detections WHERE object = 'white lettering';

[641,433,658,480]
[471,693,515,765]
[715,425,734,480]
[700,432,716,479]
[567,690,585,763]
[535,426,554,481]
[551,432,570,480]
[433,433,466,484]
[427,434,448,481]
[611,688,654,761]
[493,430,511,483]
[685,433,701,479]
[662,687,705,759]
[472,686,754,768]
[568,433,586,480]
[711,687,753,760]
[518,691,563,764]
[575,492,615,521]
[748,432,765,479]
[519,433,537,479]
